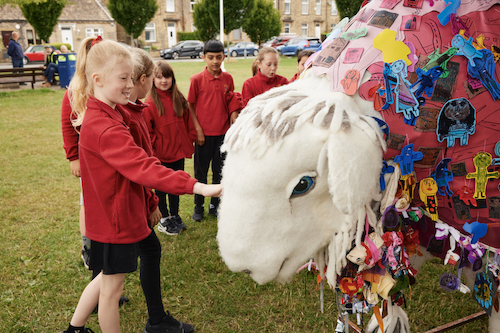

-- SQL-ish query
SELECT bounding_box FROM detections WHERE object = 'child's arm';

[61,90,80,177]
[188,102,205,146]
[193,182,223,198]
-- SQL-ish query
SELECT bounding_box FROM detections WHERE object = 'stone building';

[275,0,340,38]
[0,0,116,58]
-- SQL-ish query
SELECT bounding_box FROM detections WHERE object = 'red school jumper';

[119,100,160,217]
[143,89,197,163]
[61,90,79,161]
[241,70,288,106]
[187,67,236,136]
[79,96,197,244]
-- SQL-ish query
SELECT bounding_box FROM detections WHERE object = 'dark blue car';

[225,42,259,57]
[281,37,321,56]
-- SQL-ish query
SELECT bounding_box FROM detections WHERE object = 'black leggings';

[157,159,185,217]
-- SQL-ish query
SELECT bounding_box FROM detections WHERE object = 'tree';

[192,1,218,41]
[107,0,158,43]
[335,0,364,19]
[193,0,254,41]
[19,0,66,43]
[242,0,281,47]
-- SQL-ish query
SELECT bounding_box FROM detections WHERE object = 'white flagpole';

[220,0,225,71]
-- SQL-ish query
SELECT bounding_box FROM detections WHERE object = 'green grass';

[0,60,488,332]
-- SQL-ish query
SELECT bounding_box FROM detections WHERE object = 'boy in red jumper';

[188,39,241,221]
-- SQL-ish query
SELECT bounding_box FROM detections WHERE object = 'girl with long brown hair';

[144,61,197,235]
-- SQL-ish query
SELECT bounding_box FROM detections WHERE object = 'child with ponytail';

[144,61,197,235]
[63,36,220,333]
[242,47,288,106]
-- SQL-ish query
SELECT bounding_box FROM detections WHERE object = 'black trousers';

[157,159,185,217]
[194,135,225,207]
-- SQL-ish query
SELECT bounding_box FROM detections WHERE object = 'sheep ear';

[326,111,384,215]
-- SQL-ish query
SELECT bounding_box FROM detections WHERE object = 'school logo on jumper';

[224,84,229,93]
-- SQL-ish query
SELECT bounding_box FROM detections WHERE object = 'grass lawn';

[0,57,487,332]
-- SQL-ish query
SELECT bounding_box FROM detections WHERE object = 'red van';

[261,33,299,49]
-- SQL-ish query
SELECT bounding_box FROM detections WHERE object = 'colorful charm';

[394,143,423,176]
[422,47,457,79]
[455,186,477,206]
[380,161,395,191]
[436,98,476,148]
[379,61,420,125]
[419,178,439,221]
[430,158,454,196]
[466,152,500,199]
[410,66,443,99]
[473,271,498,316]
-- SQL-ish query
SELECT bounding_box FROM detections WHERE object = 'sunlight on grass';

[0,61,487,332]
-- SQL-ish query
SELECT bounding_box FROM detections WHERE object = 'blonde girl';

[63,36,221,333]
[242,47,288,106]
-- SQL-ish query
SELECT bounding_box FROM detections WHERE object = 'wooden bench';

[0,67,46,89]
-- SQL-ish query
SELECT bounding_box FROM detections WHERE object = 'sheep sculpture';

[217,0,500,332]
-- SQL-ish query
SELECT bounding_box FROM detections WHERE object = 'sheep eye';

[292,176,315,197]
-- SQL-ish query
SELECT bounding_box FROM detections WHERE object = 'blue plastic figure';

[430,158,454,196]
[437,98,476,148]
[437,0,461,26]
[380,161,395,191]
[467,48,500,100]
[492,141,500,166]
[378,60,420,125]
[411,66,443,99]
[463,221,488,244]
[452,34,483,67]
[394,143,423,176]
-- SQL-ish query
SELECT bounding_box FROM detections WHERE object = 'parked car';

[160,40,204,59]
[280,37,321,56]
[225,42,259,57]
[261,33,299,49]
[23,45,60,65]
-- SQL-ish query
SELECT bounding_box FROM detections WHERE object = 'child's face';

[297,55,309,74]
[154,72,173,91]
[134,74,153,100]
[202,52,225,75]
[258,53,279,78]
[93,61,133,108]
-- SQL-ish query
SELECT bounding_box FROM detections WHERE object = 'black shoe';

[172,215,187,230]
[93,296,129,313]
[191,205,204,222]
[143,312,194,333]
[158,216,182,235]
[62,326,95,333]
[208,204,218,218]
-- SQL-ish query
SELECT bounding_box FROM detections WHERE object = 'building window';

[166,0,175,12]
[86,28,103,37]
[284,23,291,33]
[331,0,338,15]
[315,0,321,15]
[301,23,308,37]
[26,29,40,45]
[284,0,291,14]
[145,23,156,42]
[302,0,309,14]
[190,0,196,11]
